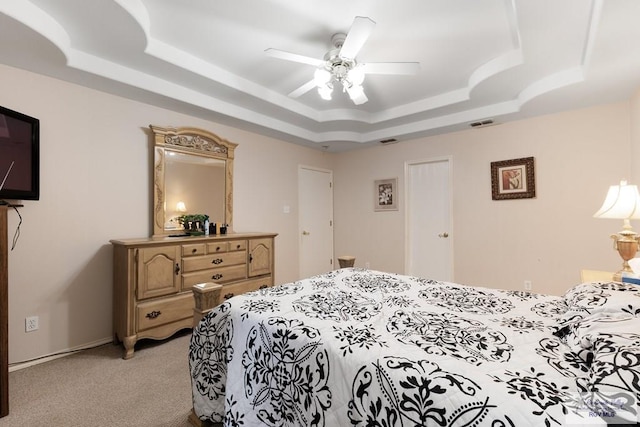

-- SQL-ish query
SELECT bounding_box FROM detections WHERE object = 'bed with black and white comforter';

[189,268,640,426]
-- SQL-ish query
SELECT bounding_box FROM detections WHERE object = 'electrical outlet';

[25,316,39,332]
[524,280,532,291]
[365,262,370,269]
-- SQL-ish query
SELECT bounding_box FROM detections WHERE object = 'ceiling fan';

[265,16,420,105]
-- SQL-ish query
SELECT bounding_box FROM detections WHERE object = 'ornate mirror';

[150,125,236,237]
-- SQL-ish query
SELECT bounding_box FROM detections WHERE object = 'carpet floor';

[0,330,194,426]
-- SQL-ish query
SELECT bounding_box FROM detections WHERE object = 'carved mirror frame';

[150,125,236,237]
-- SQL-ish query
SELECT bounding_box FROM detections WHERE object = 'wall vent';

[379,138,398,144]
[469,119,496,128]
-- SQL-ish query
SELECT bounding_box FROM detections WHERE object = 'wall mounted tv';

[0,105,39,201]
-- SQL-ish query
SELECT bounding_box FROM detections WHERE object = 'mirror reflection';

[164,151,226,231]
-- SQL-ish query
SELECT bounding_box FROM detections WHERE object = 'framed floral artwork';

[491,157,536,200]
[374,178,398,211]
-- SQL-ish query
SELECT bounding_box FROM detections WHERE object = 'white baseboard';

[9,337,114,372]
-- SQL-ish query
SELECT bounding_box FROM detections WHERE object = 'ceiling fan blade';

[288,79,317,98]
[265,48,324,67]
[346,85,368,105]
[361,62,421,75]
[339,16,375,59]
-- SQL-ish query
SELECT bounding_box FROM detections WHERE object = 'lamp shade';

[314,68,332,86]
[318,85,332,100]
[347,66,365,86]
[593,180,640,220]
[176,201,187,212]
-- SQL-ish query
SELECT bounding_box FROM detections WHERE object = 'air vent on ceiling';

[469,119,497,128]
[379,138,398,145]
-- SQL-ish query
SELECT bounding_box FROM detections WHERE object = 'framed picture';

[490,157,536,200]
[374,178,398,211]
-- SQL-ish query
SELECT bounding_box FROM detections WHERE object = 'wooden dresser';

[111,232,276,359]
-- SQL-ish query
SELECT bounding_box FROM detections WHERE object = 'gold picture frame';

[491,157,536,200]
[374,178,398,211]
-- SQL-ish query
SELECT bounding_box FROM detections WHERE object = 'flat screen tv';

[0,105,39,201]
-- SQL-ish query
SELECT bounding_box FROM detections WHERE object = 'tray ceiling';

[1,1,640,151]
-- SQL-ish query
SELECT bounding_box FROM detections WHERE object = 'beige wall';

[631,88,640,184]
[0,64,331,364]
[1,62,637,366]
[334,102,631,295]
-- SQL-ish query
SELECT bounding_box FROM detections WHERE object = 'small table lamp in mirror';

[594,180,640,281]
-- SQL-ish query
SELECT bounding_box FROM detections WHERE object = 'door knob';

[438,232,449,238]
[302,231,310,235]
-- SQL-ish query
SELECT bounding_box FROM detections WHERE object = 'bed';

[188,268,640,426]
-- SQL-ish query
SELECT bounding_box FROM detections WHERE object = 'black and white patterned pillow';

[564,282,639,317]
[553,283,640,368]
[554,282,640,334]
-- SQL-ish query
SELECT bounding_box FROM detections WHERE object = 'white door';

[299,166,334,278]
[405,158,452,281]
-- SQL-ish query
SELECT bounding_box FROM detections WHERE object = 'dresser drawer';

[220,276,273,301]
[206,242,229,253]
[136,293,193,331]
[182,251,246,273]
[182,264,247,288]
[182,244,206,257]
[226,240,247,252]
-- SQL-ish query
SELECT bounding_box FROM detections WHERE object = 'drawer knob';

[223,293,234,300]
[145,310,161,319]
[175,263,180,275]
[211,273,223,280]
[212,258,223,265]
[192,248,197,254]
[216,246,221,251]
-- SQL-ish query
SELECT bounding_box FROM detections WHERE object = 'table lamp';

[593,180,640,281]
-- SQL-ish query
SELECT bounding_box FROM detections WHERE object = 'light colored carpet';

[0,331,194,426]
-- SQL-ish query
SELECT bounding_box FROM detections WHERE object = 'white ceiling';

[1,0,639,152]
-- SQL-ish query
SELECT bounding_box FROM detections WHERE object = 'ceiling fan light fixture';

[314,68,332,86]
[318,84,333,100]
[347,65,365,86]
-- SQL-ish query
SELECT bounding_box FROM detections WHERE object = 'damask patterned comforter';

[189,268,640,426]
